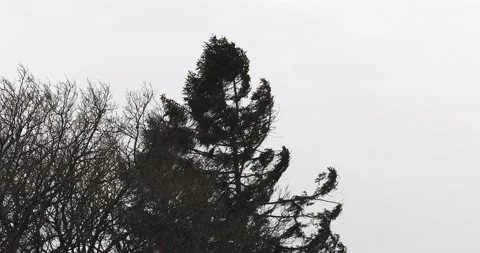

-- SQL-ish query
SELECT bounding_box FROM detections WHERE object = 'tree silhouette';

[0,67,129,252]
[0,36,346,253]
[135,36,347,253]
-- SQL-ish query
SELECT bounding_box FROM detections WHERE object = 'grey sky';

[1,0,479,252]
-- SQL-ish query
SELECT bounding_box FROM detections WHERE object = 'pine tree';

[139,36,347,252]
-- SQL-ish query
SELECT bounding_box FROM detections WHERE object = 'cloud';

[246,0,322,16]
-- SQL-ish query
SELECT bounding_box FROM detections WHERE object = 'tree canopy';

[0,36,346,253]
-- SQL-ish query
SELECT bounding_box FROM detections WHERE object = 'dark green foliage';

[135,36,347,252]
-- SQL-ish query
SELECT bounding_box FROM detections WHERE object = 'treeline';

[0,36,346,253]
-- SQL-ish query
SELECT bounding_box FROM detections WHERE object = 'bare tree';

[0,67,131,253]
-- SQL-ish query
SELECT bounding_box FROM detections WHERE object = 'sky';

[1,0,479,252]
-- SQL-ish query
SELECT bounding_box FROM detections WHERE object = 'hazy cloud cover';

[1,0,479,252]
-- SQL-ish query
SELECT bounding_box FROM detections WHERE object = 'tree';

[136,36,347,252]
[0,67,130,252]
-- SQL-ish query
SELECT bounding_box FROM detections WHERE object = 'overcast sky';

[1,0,479,252]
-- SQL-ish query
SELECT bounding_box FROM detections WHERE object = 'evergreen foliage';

[132,36,347,252]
